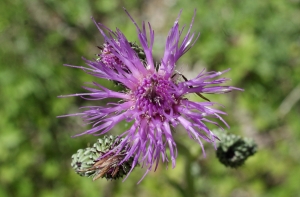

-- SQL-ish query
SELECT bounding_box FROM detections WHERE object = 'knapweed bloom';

[60,9,242,181]
[97,42,146,71]
[97,42,126,70]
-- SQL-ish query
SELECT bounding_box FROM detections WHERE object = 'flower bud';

[71,135,134,180]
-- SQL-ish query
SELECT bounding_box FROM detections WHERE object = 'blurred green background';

[1,0,300,196]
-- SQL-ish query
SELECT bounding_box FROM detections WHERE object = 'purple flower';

[59,10,242,181]
[97,42,127,70]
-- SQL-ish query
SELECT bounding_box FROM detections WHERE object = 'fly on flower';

[59,9,243,182]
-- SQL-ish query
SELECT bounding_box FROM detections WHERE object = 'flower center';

[134,74,180,121]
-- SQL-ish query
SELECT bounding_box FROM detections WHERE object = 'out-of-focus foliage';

[0,0,299,196]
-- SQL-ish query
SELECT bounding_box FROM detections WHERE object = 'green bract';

[216,132,257,168]
[71,135,134,180]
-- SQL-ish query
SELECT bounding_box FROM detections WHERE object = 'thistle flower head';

[97,42,126,70]
[97,41,146,72]
[61,9,243,181]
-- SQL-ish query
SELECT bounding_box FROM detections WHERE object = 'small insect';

[144,78,162,105]
[172,71,210,102]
